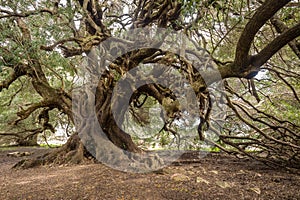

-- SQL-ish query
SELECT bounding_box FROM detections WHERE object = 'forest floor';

[0,146,299,200]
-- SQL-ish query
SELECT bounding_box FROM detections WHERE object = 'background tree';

[0,0,299,169]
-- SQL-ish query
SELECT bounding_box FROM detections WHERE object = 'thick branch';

[15,101,56,124]
[271,17,300,59]
[234,0,291,69]
[0,65,27,92]
[252,22,300,67]
[78,0,106,34]
[0,8,55,19]
[40,38,80,51]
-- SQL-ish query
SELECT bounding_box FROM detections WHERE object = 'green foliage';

[0,0,299,166]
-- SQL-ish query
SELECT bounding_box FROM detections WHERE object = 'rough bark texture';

[13,133,91,169]
[16,134,38,146]
[4,0,300,169]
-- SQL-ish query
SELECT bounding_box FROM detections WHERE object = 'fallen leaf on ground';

[216,181,233,188]
[196,176,209,184]
[250,187,261,194]
[170,173,190,182]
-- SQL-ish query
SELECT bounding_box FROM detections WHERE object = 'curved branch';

[271,16,300,59]
[0,65,27,92]
[14,101,56,125]
[0,8,56,19]
[234,0,291,69]
[40,38,80,51]
[78,0,106,34]
[252,22,300,67]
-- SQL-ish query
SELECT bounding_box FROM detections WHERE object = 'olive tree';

[0,0,299,169]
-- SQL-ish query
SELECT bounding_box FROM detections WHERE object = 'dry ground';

[0,147,299,200]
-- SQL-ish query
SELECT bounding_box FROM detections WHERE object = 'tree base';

[13,133,94,169]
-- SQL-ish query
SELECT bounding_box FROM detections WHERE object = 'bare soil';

[0,147,299,200]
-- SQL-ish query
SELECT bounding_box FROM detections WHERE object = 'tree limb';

[0,65,27,92]
[0,8,56,19]
[252,21,300,67]
[234,0,291,69]
[271,16,300,59]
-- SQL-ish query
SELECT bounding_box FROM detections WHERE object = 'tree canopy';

[0,0,299,170]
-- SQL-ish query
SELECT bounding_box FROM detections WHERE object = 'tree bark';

[13,133,91,169]
[16,134,38,146]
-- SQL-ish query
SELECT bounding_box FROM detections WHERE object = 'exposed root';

[13,134,94,169]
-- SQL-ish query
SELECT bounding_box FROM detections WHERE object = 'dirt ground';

[0,147,299,200]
